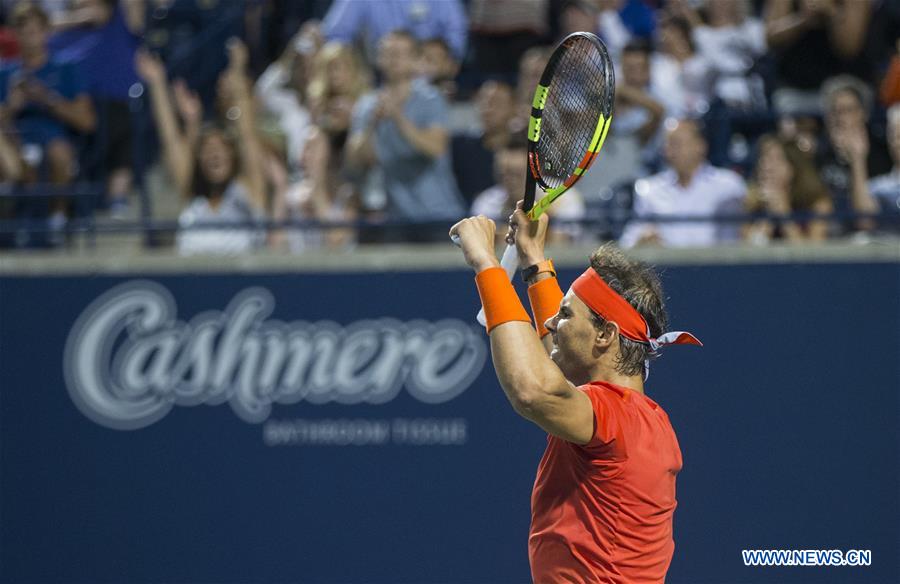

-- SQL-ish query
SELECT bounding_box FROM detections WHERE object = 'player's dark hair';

[588,243,669,377]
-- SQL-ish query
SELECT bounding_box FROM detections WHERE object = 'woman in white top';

[668,0,767,110]
[136,40,267,255]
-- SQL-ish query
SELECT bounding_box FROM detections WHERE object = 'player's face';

[544,290,600,379]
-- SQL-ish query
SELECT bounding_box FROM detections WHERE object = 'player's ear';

[594,320,618,350]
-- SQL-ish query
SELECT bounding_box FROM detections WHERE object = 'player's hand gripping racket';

[453,32,615,326]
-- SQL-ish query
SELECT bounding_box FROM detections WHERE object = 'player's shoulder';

[580,381,670,416]
[579,381,632,407]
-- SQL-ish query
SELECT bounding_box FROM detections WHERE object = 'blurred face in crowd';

[377,33,417,83]
[664,120,707,176]
[621,49,651,89]
[496,147,527,201]
[560,4,596,37]
[477,81,515,136]
[14,14,49,57]
[327,48,356,96]
[198,131,236,186]
[659,20,692,60]
[756,137,793,186]
[420,40,458,82]
[826,89,866,133]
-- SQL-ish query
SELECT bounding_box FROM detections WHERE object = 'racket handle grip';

[474,244,518,327]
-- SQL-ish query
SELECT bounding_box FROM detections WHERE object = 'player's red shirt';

[529,381,682,583]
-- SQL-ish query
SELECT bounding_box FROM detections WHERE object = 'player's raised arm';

[507,202,563,357]
[449,216,595,445]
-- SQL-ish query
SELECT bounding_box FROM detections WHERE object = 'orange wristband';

[475,267,532,333]
[528,276,564,338]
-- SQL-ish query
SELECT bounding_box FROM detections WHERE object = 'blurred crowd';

[0,0,899,253]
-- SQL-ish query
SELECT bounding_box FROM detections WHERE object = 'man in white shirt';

[620,119,745,248]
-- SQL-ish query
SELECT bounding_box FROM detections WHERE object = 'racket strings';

[536,39,613,190]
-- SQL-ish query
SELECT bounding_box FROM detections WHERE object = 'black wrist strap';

[521,259,555,283]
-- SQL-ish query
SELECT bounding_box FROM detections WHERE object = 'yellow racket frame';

[525,79,613,220]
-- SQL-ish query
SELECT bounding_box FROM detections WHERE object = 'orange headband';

[571,268,702,351]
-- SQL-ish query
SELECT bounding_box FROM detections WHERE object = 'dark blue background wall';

[1,263,897,583]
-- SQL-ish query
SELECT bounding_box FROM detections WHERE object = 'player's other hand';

[507,200,549,268]
[449,216,500,273]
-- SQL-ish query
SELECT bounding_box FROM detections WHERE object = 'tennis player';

[449,205,701,583]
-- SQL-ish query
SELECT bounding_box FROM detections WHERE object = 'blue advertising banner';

[1,263,898,583]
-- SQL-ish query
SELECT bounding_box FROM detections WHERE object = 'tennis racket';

[456,32,615,326]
